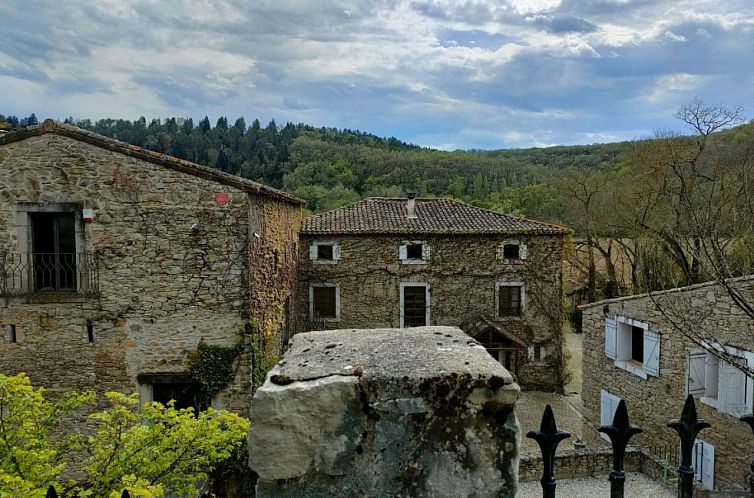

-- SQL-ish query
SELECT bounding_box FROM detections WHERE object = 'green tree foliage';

[0,373,249,498]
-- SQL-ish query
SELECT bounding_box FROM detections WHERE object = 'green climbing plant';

[188,340,243,400]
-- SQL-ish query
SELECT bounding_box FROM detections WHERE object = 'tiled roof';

[302,197,569,235]
[0,120,305,206]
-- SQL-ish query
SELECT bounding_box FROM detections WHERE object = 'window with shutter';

[496,283,524,318]
[400,241,428,264]
[611,316,660,378]
[311,242,340,264]
[698,344,753,417]
[309,285,340,321]
[692,439,715,490]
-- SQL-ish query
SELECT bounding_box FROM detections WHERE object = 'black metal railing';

[0,252,99,297]
[527,394,754,498]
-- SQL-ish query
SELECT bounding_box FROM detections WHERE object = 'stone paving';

[517,331,597,455]
[517,474,676,497]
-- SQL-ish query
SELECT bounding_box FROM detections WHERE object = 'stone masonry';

[249,326,521,498]
[297,198,568,391]
[581,276,754,490]
[0,121,303,412]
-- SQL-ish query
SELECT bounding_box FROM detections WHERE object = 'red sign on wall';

[215,192,229,205]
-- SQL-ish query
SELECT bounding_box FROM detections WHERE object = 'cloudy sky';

[2,0,753,149]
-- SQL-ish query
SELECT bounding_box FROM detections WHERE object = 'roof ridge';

[0,120,305,206]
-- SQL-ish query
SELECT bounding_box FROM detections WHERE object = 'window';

[687,344,753,417]
[137,373,209,413]
[528,345,545,362]
[31,212,77,291]
[400,283,429,327]
[604,315,660,378]
[399,241,429,264]
[599,389,622,441]
[496,283,524,318]
[503,244,520,259]
[309,242,340,264]
[310,284,340,321]
[498,240,528,260]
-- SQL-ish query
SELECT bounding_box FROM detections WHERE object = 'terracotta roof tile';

[302,197,569,235]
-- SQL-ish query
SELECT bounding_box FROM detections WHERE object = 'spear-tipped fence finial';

[599,399,642,498]
[527,404,571,498]
[668,394,711,498]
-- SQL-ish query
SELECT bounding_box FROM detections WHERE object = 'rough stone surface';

[0,132,302,412]
[296,232,566,391]
[249,326,521,498]
[581,277,754,490]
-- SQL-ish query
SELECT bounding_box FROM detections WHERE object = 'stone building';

[0,120,304,412]
[297,196,569,391]
[581,276,754,491]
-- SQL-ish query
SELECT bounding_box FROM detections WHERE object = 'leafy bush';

[0,373,249,498]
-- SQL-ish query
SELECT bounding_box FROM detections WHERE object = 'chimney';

[406,192,417,219]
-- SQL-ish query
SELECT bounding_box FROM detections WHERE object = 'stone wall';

[581,277,754,490]
[296,233,566,391]
[249,327,521,498]
[0,132,302,412]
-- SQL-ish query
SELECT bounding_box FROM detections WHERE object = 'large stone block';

[249,326,521,498]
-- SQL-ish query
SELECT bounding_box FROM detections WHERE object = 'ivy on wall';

[248,320,277,391]
[188,340,243,399]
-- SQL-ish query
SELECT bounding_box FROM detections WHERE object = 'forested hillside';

[0,113,629,220]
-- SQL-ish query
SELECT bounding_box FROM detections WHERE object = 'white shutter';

[600,390,620,441]
[719,358,747,416]
[399,244,407,260]
[701,441,715,490]
[422,243,430,261]
[309,244,318,260]
[527,346,534,361]
[643,329,661,376]
[605,317,617,359]
[687,350,706,395]
[693,439,715,490]
[520,243,528,260]
[333,243,341,261]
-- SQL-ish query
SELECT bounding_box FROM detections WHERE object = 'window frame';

[606,315,660,379]
[497,239,528,261]
[309,284,341,322]
[495,282,525,319]
[309,241,341,264]
[399,241,429,265]
[399,282,430,328]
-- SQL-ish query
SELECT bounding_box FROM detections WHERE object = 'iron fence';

[527,394,754,498]
[0,252,99,297]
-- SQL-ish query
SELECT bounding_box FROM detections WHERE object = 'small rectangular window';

[402,285,428,327]
[534,346,542,361]
[406,244,423,260]
[498,286,522,317]
[503,243,520,259]
[7,324,17,343]
[317,244,334,261]
[313,286,337,319]
[87,320,94,343]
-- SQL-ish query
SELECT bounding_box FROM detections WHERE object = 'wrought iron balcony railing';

[0,252,100,297]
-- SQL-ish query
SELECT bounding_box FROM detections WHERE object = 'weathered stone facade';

[0,121,303,412]
[249,326,521,498]
[297,199,568,392]
[581,276,754,490]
